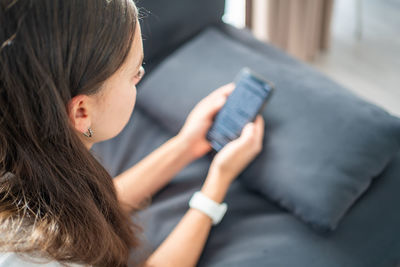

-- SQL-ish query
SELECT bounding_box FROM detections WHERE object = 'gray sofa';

[91,1,400,266]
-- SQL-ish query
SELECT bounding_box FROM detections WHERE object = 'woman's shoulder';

[0,252,88,267]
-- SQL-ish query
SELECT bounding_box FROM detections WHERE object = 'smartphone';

[206,67,274,152]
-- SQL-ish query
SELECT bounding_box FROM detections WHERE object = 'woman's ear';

[67,94,93,134]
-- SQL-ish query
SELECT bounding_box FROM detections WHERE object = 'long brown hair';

[0,0,144,266]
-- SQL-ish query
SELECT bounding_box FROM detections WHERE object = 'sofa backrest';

[136,0,225,69]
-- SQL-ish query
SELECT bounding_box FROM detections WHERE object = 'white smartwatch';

[189,191,228,225]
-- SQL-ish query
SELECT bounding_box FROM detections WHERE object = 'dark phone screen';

[206,69,273,151]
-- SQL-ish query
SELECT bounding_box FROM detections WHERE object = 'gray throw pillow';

[136,27,400,231]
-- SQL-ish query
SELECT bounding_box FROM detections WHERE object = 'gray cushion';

[135,27,400,231]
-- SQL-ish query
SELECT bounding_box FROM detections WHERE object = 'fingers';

[242,121,255,137]
[206,94,228,117]
[189,83,247,125]
[236,115,265,150]
[218,83,235,97]
[209,83,235,99]
[199,83,234,109]
[241,115,264,137]
[196,84,234,120]
[253,115,265,137]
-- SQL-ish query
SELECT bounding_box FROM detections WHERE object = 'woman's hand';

[208,115,265,185]
[177,83,235,160]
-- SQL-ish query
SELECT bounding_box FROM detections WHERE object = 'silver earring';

[83,127,93,138]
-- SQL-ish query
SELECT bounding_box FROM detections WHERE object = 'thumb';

[238,121,256,141]
[204,96,227,119]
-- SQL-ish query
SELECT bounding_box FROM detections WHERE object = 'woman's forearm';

[145,208,212,267]
[113,135,197,212]
[144,174,230,267]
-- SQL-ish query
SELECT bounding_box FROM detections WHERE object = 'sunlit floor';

[311,0,400,117]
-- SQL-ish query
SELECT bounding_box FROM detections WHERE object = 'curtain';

[246,0,334,61]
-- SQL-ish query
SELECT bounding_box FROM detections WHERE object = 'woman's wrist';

[200,169,231,203]
[171,134,199,162]
[174,133,210,161]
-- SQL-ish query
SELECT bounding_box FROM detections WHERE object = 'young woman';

[0,0,265,266]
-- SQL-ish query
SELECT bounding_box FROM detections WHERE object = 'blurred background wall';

[223,0,400,117]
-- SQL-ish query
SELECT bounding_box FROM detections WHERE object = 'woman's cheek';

[128,85,137,112]
[109,83,136,136]
[122,84,137,125]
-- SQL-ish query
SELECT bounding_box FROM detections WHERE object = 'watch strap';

[189,191,227,225]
